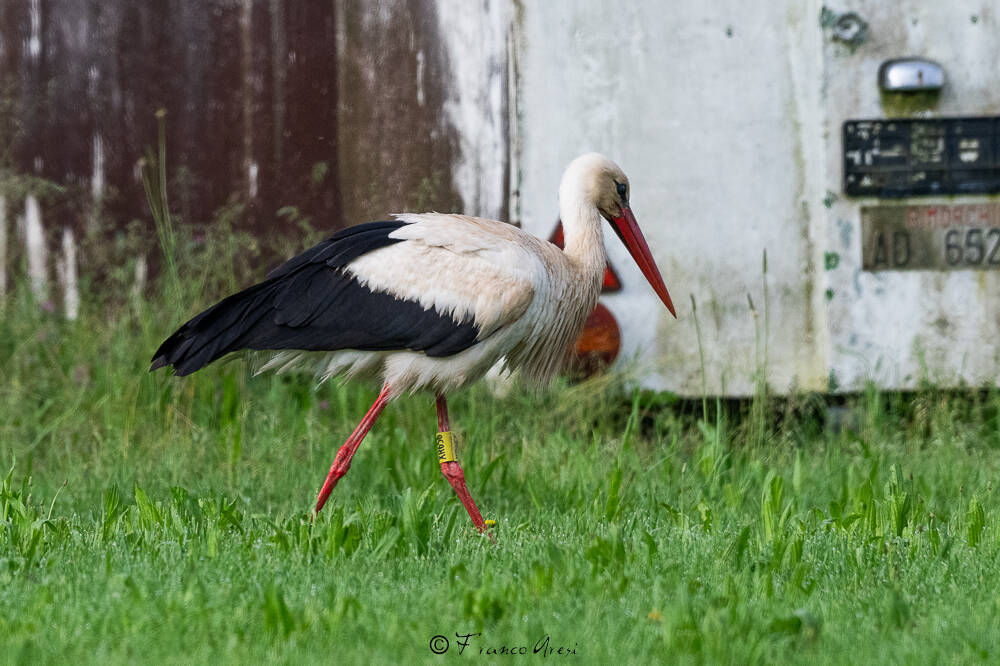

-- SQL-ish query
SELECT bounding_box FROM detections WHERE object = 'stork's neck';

[558,196,607,284]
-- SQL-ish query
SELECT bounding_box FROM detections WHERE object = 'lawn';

[2,263,1000,665]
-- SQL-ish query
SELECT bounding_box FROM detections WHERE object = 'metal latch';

[878,58,945,92]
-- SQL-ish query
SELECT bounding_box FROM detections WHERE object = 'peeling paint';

[132,255,148,299]
[24,195,46,301]
[415,49,426,106]
[248,161,258,200]
[91,133,104,200]
[27,0,40,59]
[435,1,509,219]
[57,227,78,320]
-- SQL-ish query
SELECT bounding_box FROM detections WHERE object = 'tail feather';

[150,282,280,376]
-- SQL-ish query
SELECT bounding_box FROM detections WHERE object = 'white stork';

[151,153,675,537]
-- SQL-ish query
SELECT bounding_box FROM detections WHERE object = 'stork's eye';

[616,182,628,202]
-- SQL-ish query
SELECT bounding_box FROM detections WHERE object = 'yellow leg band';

[436,431,457,463]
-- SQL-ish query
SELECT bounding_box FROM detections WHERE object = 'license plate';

[861,204,1000,271]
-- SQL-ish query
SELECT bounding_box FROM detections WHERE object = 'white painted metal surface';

[436,0,510,221]
[822,2,1000,392]
[513,0,826,395]
[510,0,1000,395]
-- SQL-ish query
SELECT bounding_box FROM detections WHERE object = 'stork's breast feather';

[344,216,541,339]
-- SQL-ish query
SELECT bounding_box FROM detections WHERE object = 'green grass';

[3,256,1000,664]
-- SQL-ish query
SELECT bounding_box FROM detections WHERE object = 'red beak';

[611,207,676,318]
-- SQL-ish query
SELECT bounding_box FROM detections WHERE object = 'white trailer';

[509,0,1000,395]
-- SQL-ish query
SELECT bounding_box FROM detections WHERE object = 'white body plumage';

[260,206,604,395]
[258,155,622,397]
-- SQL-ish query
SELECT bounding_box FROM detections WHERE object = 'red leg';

[314,383,392,515]
[436,394,450,431]
[436,394,493,540]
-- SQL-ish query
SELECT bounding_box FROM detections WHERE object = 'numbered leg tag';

[435,432,457,463]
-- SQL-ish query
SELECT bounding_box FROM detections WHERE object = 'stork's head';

[560,153,676,318]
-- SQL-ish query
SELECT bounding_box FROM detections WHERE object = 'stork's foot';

[440,460,493,541]
[314,444,355,513]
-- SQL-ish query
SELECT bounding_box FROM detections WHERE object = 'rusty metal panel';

[1,0,346,235]
[334,0,462,224]
[0,0,510,318]
[0,0,494,238]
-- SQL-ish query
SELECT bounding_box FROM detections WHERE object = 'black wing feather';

[151,221,481,376]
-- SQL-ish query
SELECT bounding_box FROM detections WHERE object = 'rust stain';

[2,1,349,239]
[0,0,484,296]
[335,0,462,224]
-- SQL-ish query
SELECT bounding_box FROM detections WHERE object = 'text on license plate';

[861,204,1000,271]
